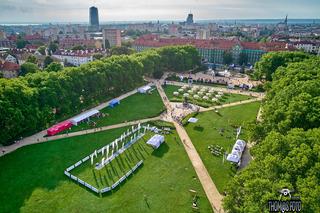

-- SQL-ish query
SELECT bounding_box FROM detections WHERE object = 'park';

[0,76,262,213]
[0,45,267,213]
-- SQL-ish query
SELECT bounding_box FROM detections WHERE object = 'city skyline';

[0,0,320,23]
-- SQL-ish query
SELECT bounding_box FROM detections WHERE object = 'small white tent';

[146,134,164,149]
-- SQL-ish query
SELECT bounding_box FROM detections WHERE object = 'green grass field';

[163,85,252,108]
[62,89,165,134]
[0,124,212,213]
[184,102,261,193]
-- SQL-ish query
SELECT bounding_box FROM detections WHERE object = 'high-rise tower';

[186,12,194,25]
[89,6,99,31]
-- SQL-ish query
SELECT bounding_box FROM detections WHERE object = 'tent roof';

[139,85,151,91]
[227,154,240,163]
[188,117,198,123]
[70,109,99,123]
[146,134,164,149]
[110,99,119,105]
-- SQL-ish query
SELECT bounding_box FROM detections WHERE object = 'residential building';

[103,29,121,48]
[0,61,20,78]
[292,41,320,55]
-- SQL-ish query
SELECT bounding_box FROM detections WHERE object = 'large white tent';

[226,139,247,164]
[70,109,100,126]
[146,134,164,149]
[138,85,152,94]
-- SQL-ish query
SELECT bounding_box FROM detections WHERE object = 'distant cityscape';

[0,5,319,78]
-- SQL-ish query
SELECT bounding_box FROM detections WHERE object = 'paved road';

[156,81,224,212]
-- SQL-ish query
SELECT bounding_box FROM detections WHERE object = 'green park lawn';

[0,123,212,213]
[184,102,261,193]
[163,85,252,108]
[62,88,165,134]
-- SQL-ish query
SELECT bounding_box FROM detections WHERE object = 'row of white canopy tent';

[226,139,246,164]
[70,109,100,126]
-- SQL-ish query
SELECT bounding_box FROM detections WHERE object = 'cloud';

[0,0,319,22]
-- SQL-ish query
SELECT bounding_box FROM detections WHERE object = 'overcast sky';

[0,0,319,23]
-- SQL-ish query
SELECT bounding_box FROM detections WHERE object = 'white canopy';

[138,85,151,93]
[146,134,164,149]
[70,109,99,125]
[188,117,198,123]
[227,154,240,163]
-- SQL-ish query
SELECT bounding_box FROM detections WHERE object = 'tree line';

[223,52,320,212]
[0,45,200,145]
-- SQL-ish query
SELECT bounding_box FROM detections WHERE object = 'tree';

[48,42,58,54]
[37,46,46,55]
[104,40,110,49]
[92,53,104,60]
[71,45,85,51]
[26,55,38,64]
[20,62,39,76]
[254,51,312,81]
[110,46,135,56]
[16,39,29,49]
[45,62,63,72]
[43,56,54,68]
[223,51,233,65]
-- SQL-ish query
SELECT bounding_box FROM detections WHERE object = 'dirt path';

[156,81,224,212]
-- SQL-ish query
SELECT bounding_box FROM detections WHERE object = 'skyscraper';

[89,6,99,31]
[186,13,194,25]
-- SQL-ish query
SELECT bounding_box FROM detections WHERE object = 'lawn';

[163,85,252,108]
[184,102,261,193]
[0,123,212,213]
[63,88,165,133]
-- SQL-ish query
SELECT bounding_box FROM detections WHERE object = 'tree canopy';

[45,62,63,72]
[20,62,39,76]
[254,51,312,81]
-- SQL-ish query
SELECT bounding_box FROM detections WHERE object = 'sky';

[0,0,319,23]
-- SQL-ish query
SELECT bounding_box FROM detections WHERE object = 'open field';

[184,102,261,193]
[61,89,165,134]
[0,123,212,213]
[163,85,252,108]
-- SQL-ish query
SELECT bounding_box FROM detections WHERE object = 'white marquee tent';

[70,109,100,126]
[146,134,165,149]
[138,85,152,94]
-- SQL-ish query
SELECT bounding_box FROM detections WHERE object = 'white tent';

[138,85,152,94]
[146,134,164,149]
[188,117,198,123]
[70,109,100,125]
[226,154,240,163]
